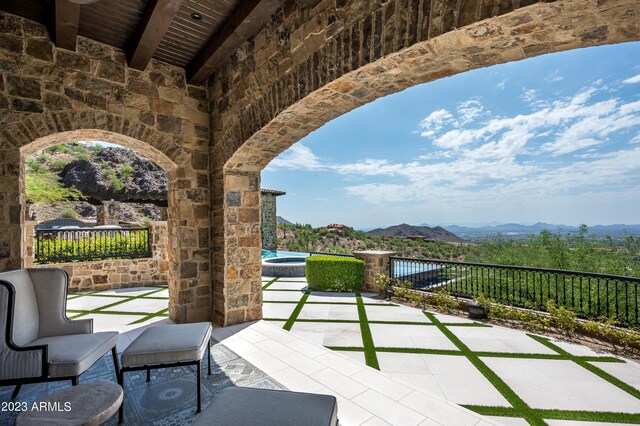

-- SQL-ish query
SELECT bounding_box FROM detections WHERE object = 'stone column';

[102,200,120,225]
[23,221,36,268]
[353,251,397,291]
[0,148,22,272]
[213,170,262,326]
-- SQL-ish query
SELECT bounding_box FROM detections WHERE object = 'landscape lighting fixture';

[191,12,202,21]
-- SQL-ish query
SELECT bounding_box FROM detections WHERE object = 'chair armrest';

[29,268,93,337]
[0,343,46,380]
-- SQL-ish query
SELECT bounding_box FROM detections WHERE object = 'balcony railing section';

[389,256,640,326]
[35,227,152,264]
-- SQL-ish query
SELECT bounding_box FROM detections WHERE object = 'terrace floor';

[1,282,639,425]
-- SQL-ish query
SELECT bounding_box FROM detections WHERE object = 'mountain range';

[432,222,640,239]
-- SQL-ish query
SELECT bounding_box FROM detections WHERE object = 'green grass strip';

[325,346,366,352]
[375,347,463,356]
[68,287,168,319]
[129,308,170,325]
[425,312,546,425]
[283,291,310,331]
[464,405,640,423]
[355,293,380,370]
[527,334,640,400]
[261,277,280,290]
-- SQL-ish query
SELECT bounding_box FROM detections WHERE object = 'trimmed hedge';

[306,256,365,292]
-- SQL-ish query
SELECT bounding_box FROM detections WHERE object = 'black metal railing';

[389,256,640,326]
[309,251,355,258]
[35,227,152,264]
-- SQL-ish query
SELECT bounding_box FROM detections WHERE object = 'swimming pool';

[261,250,309,259]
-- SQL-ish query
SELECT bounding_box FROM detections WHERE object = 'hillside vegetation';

[277,223,640,277]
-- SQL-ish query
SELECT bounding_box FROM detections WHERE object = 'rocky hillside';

[367,223,467,243]
[277,223,472,261]
[61,147,166,203]
[26,143,166,224]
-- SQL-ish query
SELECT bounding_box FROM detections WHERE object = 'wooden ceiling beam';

[186,0,284,86]
[128,0,184,70]
[55,0,81,51]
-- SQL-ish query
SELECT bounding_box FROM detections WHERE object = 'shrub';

[306,256,364,292]
[60,208,77,219]
[119,165,135,178]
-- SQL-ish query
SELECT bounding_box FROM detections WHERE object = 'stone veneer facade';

[0,13,210,324]
[1,0,639,326]
[23,221,169,292]
[210,0,639,325]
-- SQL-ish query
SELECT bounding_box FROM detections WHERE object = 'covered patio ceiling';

[0,0,321,85]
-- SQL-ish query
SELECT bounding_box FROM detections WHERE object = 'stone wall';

[209,0,639,325]
[0,12,211,324]
[24,221,169,292]
[261,192,277,251]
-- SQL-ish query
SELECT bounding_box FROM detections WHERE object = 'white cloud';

[545,70,564,83]
[623,74,640,84]
[418,109,453,137]
[496,79,507,90]
[268,144,327,171]
[456,100,484,126]
[522,89,537,102]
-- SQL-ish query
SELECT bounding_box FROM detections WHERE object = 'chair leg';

[71,377,78,386]
[111,346,120,379]
[11,384,21,399]
[207,342,211,376]
[118,371,125,424]
[146,367,151,383]
[196,362,201,414]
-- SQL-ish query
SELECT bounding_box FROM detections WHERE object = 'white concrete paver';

[219,321,501,426]
[365,304,433,323]
[290,321,363,347]
[449,325,558,354]
[67,295,126,310]
[589,359,640,390]
[482,357,640,412]
[369,323,458,350]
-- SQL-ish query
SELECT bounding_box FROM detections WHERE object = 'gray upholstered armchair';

[0,268,119,398]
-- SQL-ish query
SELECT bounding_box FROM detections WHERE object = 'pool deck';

[12,281,638,425]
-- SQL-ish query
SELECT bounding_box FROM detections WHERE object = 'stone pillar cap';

[352,250,397,255]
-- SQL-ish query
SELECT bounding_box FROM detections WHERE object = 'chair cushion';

[121,322,212,368]
[0,270,39,346]
[28,331,118,377]
[193,387,338,426]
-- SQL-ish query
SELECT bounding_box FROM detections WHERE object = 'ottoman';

[193,387,338,426]
[118,322,212,423]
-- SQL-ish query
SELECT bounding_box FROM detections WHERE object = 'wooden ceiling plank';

[55,0,81,51]
[129,0,184,70]
[186,0,284,85]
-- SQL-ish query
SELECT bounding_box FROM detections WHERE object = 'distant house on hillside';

[405,235,437,242]
[326,224,351,234]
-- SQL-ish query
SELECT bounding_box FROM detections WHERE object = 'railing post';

[353,251,397,292]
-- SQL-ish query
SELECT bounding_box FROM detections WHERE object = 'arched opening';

[18,130,178,320]
[214,0,640,326]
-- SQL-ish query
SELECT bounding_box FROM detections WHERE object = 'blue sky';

[261,42,640,229]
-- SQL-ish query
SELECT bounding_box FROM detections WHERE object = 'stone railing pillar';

[353,251,397,291]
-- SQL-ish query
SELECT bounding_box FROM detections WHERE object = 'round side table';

[16,382,123,426]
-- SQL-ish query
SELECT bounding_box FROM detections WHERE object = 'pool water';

[261,250,309,259]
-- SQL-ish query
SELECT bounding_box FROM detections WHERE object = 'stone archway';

[0,110,209,324]
[210,0,639,325]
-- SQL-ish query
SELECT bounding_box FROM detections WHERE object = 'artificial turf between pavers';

[264,277,640,425]
[66,286,169,325]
